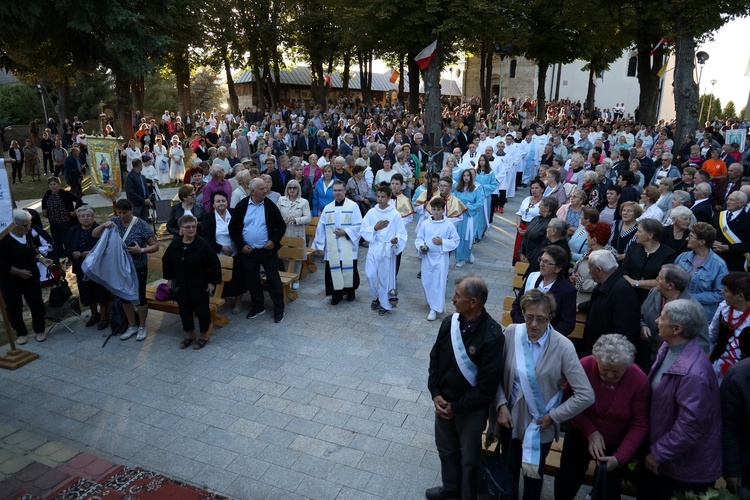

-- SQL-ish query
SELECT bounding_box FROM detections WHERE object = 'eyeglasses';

[538,258,557,267]
[524,314,550,325]
[181,225,197,230]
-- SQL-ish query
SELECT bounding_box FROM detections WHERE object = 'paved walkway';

[0,193,592,499]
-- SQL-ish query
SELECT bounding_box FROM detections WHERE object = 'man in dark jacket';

[229,178,287,323]
[721,358,750,497]
[578,249,640,354]
[427,276,504,500]
[125,158,150,219]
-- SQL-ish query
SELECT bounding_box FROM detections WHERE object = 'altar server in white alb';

[416,197,460,321]
[312,180,362,305]
[361,185,408,316]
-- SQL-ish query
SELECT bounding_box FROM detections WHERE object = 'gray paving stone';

[363,473,411,499]
[320,444,364,466]
[199,410,238,430]
[226,454,272,479]
[331,386,367,404]
[290,454,336,477]
[165,435,208,459]
[337,401,374,419]
[260,464,307,492]
[311,409,350,428]
[260,444,302,467]
[368,407,408,427]
[227,417,266,439]
[348,434,391,456]
[294,475,342,500]
[280,401,319,420]
[335,486,382,500]
[254,409,295,429]
[326,463,373,490]
[256,427,298,448]
[225,475,273,499]
[254,394,290,412]
[384,441,427,465]
[284,417,324,438]
[193,464,238,492]
[288,435,330,457]
[315,426,355,447]
[196,444,240,470]
[308,394,345,411]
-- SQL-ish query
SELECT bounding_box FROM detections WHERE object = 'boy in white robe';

[416,197,460,321]
[361,185,407,315]
[389,174,414,277]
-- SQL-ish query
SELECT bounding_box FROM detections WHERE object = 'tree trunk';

[397,54,405,100]
[636,36,663,125]
[585,67,596,115]
[362,50,373,104]
[407,50,420,114]
[223,55,239,113]
[172,48,191,118]
[673,34,698,156]
[423,41,442,150]
[271,52,281,108]
[484,45,494,111]
[342,52,351,96]
[114,73,134,141]
[554,63,562,100]
[131,76,145,116]
[311,60,327,106]
[536,61,549,122]
[252,64,265,112]
[54,80,70,127]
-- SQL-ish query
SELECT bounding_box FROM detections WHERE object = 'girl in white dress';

[169,135,185,183]
[153,137,170,185]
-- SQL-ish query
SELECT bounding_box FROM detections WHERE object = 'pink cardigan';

[564,355,650,464]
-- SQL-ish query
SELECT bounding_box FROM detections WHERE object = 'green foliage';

[0,84,44,125]
[67,73,115,121]
[723,101,737,119]
[741,106,747,119]
[699,94,723,123]
[144,72,178,116]
[673,486,741,499]
[190,69,225,113]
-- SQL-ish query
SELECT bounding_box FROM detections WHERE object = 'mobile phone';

[128,241,138,248]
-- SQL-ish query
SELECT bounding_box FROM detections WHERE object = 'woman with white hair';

[660,205,692,254]
[0,210,54,343]
[662,190,693,225]
[230,169,252,209]
[555,334,649,500]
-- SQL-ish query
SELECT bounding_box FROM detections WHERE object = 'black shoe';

[274,312,284,323]
[425,486,460,500]
[417,272,421,279]
[246,308,266,319]
[346,291,356,302]
[371,299,380,310]
[331,296,342,305]
[85,314,101,328]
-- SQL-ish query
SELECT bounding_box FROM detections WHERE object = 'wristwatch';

[635,281,639,288]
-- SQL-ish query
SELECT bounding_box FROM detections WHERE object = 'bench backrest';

[278,236,306,274]
[148,246,234,297]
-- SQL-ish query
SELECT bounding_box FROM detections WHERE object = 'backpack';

[102,298,138,347]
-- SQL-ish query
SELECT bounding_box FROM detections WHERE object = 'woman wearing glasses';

[511,246,577,336]
[167,185,206,237]
[163,214,221,350]
[492,288,594,500]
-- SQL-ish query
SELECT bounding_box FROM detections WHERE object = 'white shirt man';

[361,187,408,314]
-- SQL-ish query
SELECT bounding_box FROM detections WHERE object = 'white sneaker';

[16,335,27,345]
[468,253,475,264]
[120,326,138,340]
[136,327,148,341]
[456,260,466,268]
[291,281,300,290]
[427,310,437,321]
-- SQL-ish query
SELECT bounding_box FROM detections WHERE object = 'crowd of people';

[3,96,750,498]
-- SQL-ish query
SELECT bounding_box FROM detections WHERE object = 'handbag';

[586,462,609,500]
[482,432,517,499]
[48,272,73,308]
[155,282,173,301]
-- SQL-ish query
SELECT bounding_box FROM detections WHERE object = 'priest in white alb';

[416,197,460,321]
[312,180,362,305]
[361,185,407,315]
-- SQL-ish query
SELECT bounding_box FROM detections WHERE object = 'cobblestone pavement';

[0,191,593,499]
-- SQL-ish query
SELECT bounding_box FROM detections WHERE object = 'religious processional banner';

[86,137,122,201]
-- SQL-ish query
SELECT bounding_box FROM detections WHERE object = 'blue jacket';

[313,178,334,216]
[674,250,728,322]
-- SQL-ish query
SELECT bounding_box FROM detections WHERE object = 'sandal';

[193,338,208,350]
[179,338,194,349]
[231,307,242,315]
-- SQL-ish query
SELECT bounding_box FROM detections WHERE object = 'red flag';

[389,70,400,84]
[414,40,438,70]
[649,37,672,57]
[324,74,331,88]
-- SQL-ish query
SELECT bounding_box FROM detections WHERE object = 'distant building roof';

[234,66,461,96]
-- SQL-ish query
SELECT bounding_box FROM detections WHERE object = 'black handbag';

[483,433,517,499]
[48,270,73,308]
[587,462,608,500]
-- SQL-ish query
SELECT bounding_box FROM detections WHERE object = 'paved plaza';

[0,194,585,499]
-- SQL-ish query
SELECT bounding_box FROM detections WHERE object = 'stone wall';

[463,55,536,101]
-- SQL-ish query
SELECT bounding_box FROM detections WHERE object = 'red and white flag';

[649,37,671,57]
[389,70,400,84]
[324,74,331,88]
[414,40,438,70]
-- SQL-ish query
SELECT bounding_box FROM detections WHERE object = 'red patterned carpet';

[17,466,230,500]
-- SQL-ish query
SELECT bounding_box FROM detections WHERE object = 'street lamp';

[492,43,514,128]
[696,52,710,123]
[36,84,49,124]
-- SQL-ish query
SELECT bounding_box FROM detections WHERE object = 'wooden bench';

[512,261,529,295]
[145,248,233,336]
[300,217,319,279]
[261,236,305,304]
[500,295,515,328]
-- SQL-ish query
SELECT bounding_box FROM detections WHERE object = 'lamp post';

[492,43,514,129]
[706,79,717,124]
[696,51,709,124]
[36,84,49,124]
